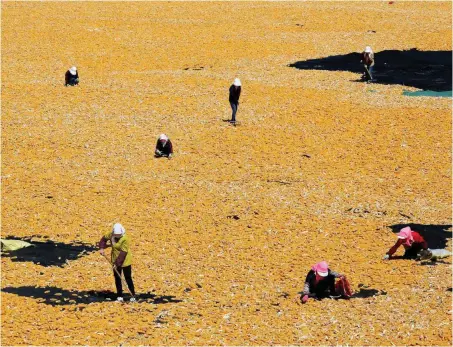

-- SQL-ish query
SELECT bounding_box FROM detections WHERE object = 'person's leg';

[368,65,374,80]
[122,265,136,296]
[114,267,123,297]
[230,102,238,122]
[403,248,418,259]
[364,65,372,81]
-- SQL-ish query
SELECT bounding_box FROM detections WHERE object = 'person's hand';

[100,249,105,256]
[156,150,162,156]
[339,275,345,280]
[383,254,390,260]
[168,153,172,159]
[302,295,309,303]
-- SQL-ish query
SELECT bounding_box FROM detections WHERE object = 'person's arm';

[99,236,108,249]
[301,271,315,303]
[387,238,404,256]
[114,239,129,267]
[237,87,241,101]
[302,271,314,295]
[167,140,173,154]
[114,251,127,267]
[65,71,70,85]
[99,235,110,255]
[155,140,162,155]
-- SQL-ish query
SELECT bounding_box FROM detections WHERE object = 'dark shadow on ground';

[351,287,387,299]
[0,236,97,267]
[288,49,452,91]
[2,286,183,306]
[388,224,452,249]
[419,260,450,266]
[297,284,386,302]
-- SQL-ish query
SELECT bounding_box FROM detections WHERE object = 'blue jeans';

[230,102,238,122]
[365,65,374,80]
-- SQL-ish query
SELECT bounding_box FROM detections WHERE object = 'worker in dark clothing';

[383,226,428,260]
[360,46,375,82]
[155,134,173,159]
[301,261,343,303]
[229,78,241,123]
[65,66,79,86]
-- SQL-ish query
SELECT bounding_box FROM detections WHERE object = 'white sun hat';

[112,223,125,236]
[364,46,372,53]
[159,134,168,142]
[69,66,77,75]
[233,78,241,87]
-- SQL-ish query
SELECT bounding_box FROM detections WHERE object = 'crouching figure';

[155,134,173,159]
[383,226,427,260]
[65,66,79,86]
[301,261,352,303]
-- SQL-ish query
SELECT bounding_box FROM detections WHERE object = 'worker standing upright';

[99,223,136,302]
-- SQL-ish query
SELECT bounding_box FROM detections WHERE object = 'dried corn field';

[1,1,452,346]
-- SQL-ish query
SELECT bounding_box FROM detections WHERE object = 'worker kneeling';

[383,226,427,260]
[99,223,136,302]
[65,66,79,86]
[301,261,351,303]
[155,134,173,159]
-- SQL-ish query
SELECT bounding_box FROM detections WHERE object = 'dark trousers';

[403,247,421,259]
[230,102,238,122]
[114,265,135,296]
[312,278,336,298]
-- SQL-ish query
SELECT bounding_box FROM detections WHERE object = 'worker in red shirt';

[383,226,428,260]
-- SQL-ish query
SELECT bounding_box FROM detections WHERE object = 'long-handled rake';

[364,65,373,81]
[101,253,136,301]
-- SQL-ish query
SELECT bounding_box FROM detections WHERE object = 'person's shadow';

[288,48,452,91]
[297,284,386,301]
[2,286,183,306]
[1,236,97,267]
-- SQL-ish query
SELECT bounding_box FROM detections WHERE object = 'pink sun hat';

[312,261,329,277]
[397,226,412,239]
